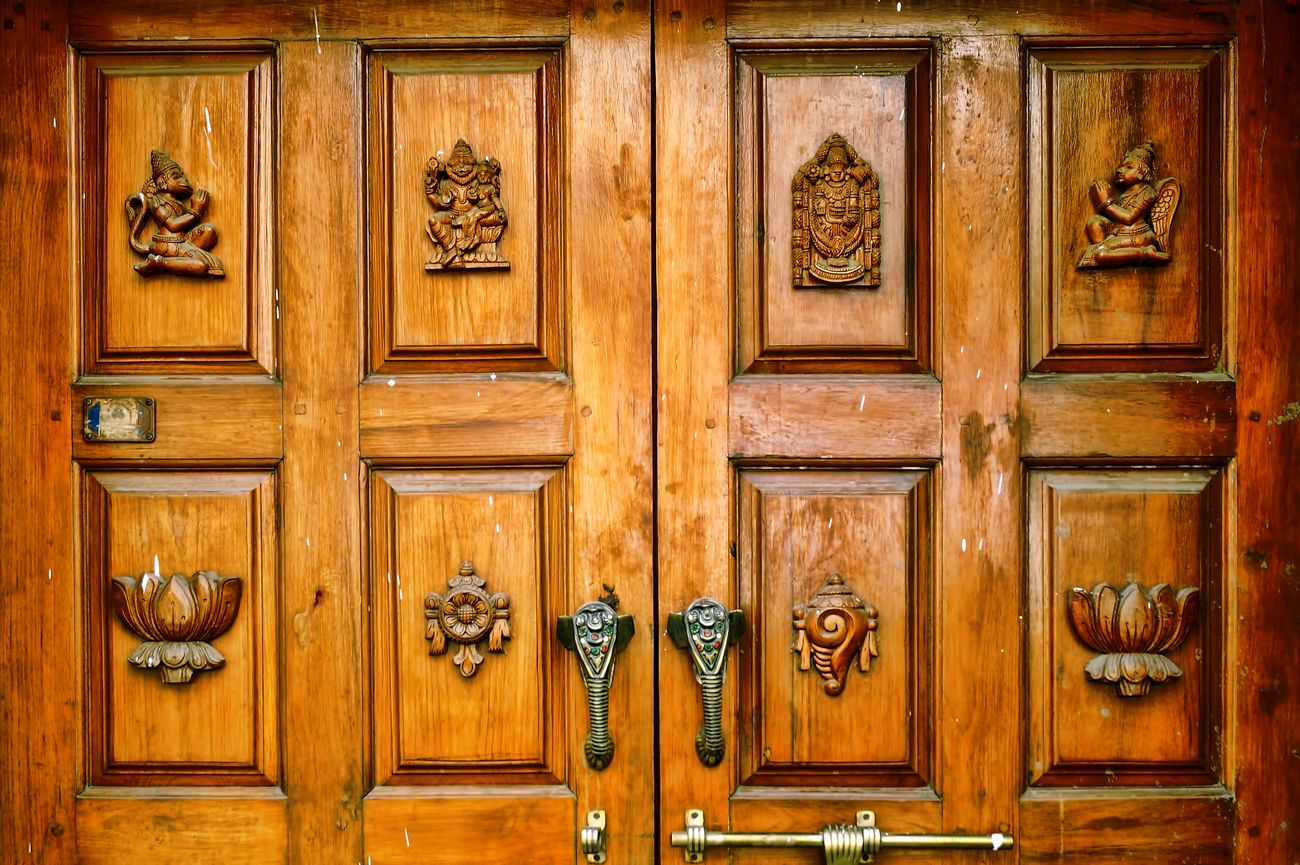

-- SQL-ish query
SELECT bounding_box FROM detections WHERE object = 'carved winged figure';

[1077,140,1180,269]
[124,150,225,278]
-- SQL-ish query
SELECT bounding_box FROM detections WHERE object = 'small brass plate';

[82,397,156,443]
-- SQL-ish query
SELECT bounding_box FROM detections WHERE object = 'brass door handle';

[667,598,744,765]
[558,600,634,770]
[671,809,1012,864]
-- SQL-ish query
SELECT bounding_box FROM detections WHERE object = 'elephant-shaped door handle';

[668,598,745,766]
[558,600,635,770]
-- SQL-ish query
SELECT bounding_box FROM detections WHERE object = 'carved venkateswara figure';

[793,573,879,696]
[423,139,510,271]
[125,150,225,278]
[1077,140,1181,269]
[792,133,881,288]
[425,560,510,678]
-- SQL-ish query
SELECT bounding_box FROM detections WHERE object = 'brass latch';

[581,810,607,864]
[671,809,1012,864]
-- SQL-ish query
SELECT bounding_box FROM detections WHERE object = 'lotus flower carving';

[110,569,243,684]
[1067,580,1199,697]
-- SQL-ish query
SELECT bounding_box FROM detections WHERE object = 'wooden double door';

[3,1,1297,863]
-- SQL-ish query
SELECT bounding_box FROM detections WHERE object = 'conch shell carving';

[793,573,879,696]
[1067,580,1200,697]
[110,569,243,684]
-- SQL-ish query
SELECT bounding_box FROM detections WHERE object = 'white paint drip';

[488,495,494,506]
[975,368,982,380]
[47,569,52,581]
[343,472,348,481]
[961,538,967,552]
[404,827,411,847]
[996,472,1004,495]
[52,117,57,128]
[204,106,212,134]
[306,537,311,547]
[312,7,322,54]
[496,523,501,534]
[827,518,833,529]
[978,538,985,551]
[203,106,217,170]
[858,394,866,411]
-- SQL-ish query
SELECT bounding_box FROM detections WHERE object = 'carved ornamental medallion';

[792,133,881,288]
[1077,140,1181,269]
[110,567,242,684]
[793,573,879,696]
[125,150,225,278]
[423,139,510,271]
[1067,580,1199,697]
[425,560,511,678]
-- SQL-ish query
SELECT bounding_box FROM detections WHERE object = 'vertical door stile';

[568,1,656,861]
[934,34,1024,850]
[279,39,365,863]
[655,1,734,861]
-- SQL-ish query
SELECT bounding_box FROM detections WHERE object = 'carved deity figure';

[423,139,510,271]
[125,150,224,278]
[1077,141,1180,269]
[792,133,881,287]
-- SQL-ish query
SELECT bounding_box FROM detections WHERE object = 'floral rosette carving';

[425,561,510,678]
[109,569,243,684]
[1067,580,1200,697]
[793,573,879,696]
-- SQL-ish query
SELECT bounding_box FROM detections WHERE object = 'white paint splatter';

[387,378,396,387]
[961,538,967,552]
[490,372,497,381]
[975,368,982,380]
[992,834,1004,851]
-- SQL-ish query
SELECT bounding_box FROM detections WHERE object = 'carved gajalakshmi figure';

[1077,141,1180,269]
[793,573,879,696]
[125,150,225,278]
[792,133,881,287]
[423,139,510,271]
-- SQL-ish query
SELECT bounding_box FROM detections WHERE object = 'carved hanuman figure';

[125,150,224,278]
[1077,140,1180,269]
[423,139,510,271]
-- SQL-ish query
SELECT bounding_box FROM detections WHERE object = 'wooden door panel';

[735,46,932,372]
[79,50,275,375]
[1027,469,1224,785]
[366,47,565,371]
[369,468,567,782]
[84,470,279,784]
[737,470,932,787]
[1027,47,1226,372]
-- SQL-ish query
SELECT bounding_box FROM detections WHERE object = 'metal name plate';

[82,397,156,443]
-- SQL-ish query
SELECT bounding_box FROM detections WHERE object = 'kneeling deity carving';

[792,133,881,288]
[423,139,511,271]
[125,150,225,278]
[1077,140,1180,269]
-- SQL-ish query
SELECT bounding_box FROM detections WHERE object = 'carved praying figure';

[423,139,510,271]
[792,133,881,288]
[125,150,224,278]
[1077,140,1181,269]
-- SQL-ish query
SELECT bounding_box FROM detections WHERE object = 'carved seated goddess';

[423,139,510,271]
[125,150,224,278]
[1077,141,1180,269]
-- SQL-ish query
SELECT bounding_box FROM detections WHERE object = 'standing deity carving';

[1077,141,1181,269]
[792,133,881,288]
[423,139,510,271]
[125,150,225,278]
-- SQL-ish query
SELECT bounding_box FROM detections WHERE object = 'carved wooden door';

[4,2,1299,865]
[653,2,1297,865]
[4,2,654,863]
